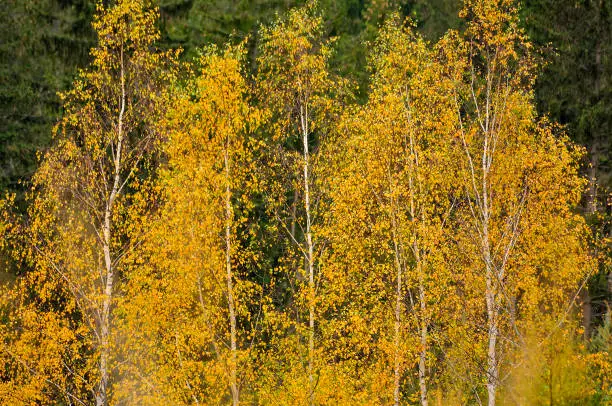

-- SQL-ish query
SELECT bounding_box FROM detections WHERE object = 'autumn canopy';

[0,0,609,405]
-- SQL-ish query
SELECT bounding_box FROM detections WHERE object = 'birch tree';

[448,1,591,403]
[117,44,264,405]
[451,2,533,402]
[256,5,338,403]
[321,16,459,405]
[0,1,177,404]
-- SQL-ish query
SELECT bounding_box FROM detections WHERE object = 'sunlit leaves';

[0,1,606,405]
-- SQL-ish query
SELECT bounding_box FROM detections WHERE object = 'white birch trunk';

[96,46,126,406]
[391,206,402,406]
[417,254,428,406]
[224,145,239,406]
[407,111,428,406]
[299,101,315,405]
[482,84,498,406]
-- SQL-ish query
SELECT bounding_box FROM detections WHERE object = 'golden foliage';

[0,1,607,405]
